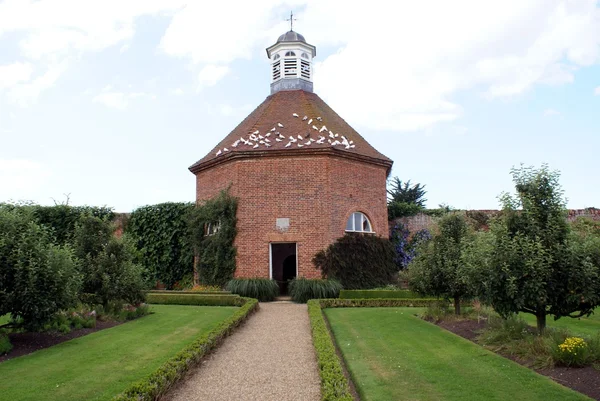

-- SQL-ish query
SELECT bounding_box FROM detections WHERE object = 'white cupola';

[266,30,316,94]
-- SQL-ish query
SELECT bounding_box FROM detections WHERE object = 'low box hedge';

[112,297,258,401]
[147,290,232,295]
[339,289,424,299]
[146,293,243,307]
[319,298,441,308]
[307,300,353,401]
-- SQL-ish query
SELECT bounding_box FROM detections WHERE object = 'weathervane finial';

[286,11,296,31]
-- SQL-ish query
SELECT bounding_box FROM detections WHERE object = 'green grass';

[0,314,10,325]
[0,305,238,401]
[325,307,590,401]
[518,310,600,338]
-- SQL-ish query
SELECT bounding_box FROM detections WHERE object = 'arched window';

[301,52,310,59]
[285,51,296,57]
[345,212,373,233]
[273,54,280,60]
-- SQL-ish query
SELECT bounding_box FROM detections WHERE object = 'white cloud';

[197,65,230,90]
[0,159,51,196]
[7,62,68,106]
[543,108,561,117]
[0,62,33,89]
[170,88,185,96]
[595,86,600,95]
[92,86,156,110]
[0,0,185,102]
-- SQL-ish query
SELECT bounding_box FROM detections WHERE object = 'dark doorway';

[271,243,297,294]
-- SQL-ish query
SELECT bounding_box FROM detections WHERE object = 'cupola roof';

[277,30,306,43]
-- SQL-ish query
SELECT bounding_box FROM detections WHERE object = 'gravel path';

[166,302,321,401]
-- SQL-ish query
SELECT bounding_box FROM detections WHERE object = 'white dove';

[253,130,259,134]
[302,116,308,121]
[297,134,303,140]
[285,142,292,147]
[312,125,318,130]
[278,122,284,127]
[253,144,259,149]
[293,113,299,117]
[276,138,283,142]
[307,118,313,125]
[304,141,312,146]
[319,125,327,133]
[271,127,276,132]
[223,148,229,152]
[216,149,222,156]
[317,116,322,121]
[297,143,304,147]
[258,134,264,139]
[329,131,335,138]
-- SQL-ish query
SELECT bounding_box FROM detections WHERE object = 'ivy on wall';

[189,190,238,286]
[126,202,195,289]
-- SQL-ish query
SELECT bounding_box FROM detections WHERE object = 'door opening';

[270,243,297,294]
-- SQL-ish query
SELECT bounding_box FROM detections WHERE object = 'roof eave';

[189,148,392,176]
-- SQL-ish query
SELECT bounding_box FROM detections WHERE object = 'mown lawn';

[0,305,238,401]
[325,307,590,401]
[519,310,600,338]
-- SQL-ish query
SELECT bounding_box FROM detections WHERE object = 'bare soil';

[437,319,600,401]
[0,320,121,363]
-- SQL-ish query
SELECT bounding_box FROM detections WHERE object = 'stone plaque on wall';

[276,218,290,232]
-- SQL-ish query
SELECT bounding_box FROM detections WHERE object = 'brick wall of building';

[194,154,389,279]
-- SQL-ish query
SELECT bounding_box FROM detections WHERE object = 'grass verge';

[0,300,257,401]
[325,307,590,401]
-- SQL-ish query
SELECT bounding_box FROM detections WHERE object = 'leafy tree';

[408,213,473,314]
[0,207,81,330]
[387,178,427,220]
[471,165,600,333]
[73,215,146,306]
[313,233,397,289]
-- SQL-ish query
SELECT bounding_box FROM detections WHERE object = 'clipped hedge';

[146,293,243,307]
[112,297,258,401]
[289,278,343,303]
[339,290,424,299]
[319,298,443,308]
[147,290,232,295]
[226,278,279,302]
[307,300,353,401]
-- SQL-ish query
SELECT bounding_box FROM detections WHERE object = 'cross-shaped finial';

[286,11,296,31]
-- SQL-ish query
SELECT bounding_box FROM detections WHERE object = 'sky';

[0,0,599,212]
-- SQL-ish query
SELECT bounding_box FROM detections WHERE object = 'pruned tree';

[473,165,600,333]
[408,213,473,314]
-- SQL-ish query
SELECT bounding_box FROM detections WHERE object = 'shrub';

[339,289,424,299]
[73,215,147,307]
[313,233,397,289]
[479,315,532,345]
[43,306,97,333]
[0,332,12,355]
[317,298,445,308]
[146,293,245,307]
[113,298,258,401]
[289,278,342,303]
[118,304,150,321]
[0,207,82,331]
[307,300,353,401]
[552,337,590,367]
[225,278,279,302]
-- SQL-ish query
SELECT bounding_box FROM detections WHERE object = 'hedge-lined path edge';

[165,303,321,401]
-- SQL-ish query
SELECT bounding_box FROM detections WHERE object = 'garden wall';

[393,208,600,233]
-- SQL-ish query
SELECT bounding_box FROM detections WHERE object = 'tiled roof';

[189,90,393,173]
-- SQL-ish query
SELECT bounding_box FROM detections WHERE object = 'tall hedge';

[313,233,397,289]
[189,190,238,286]
[0,203,114,245]
[126,203,194,289]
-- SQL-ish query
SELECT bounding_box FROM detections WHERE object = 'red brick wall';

[194,154,389,279]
